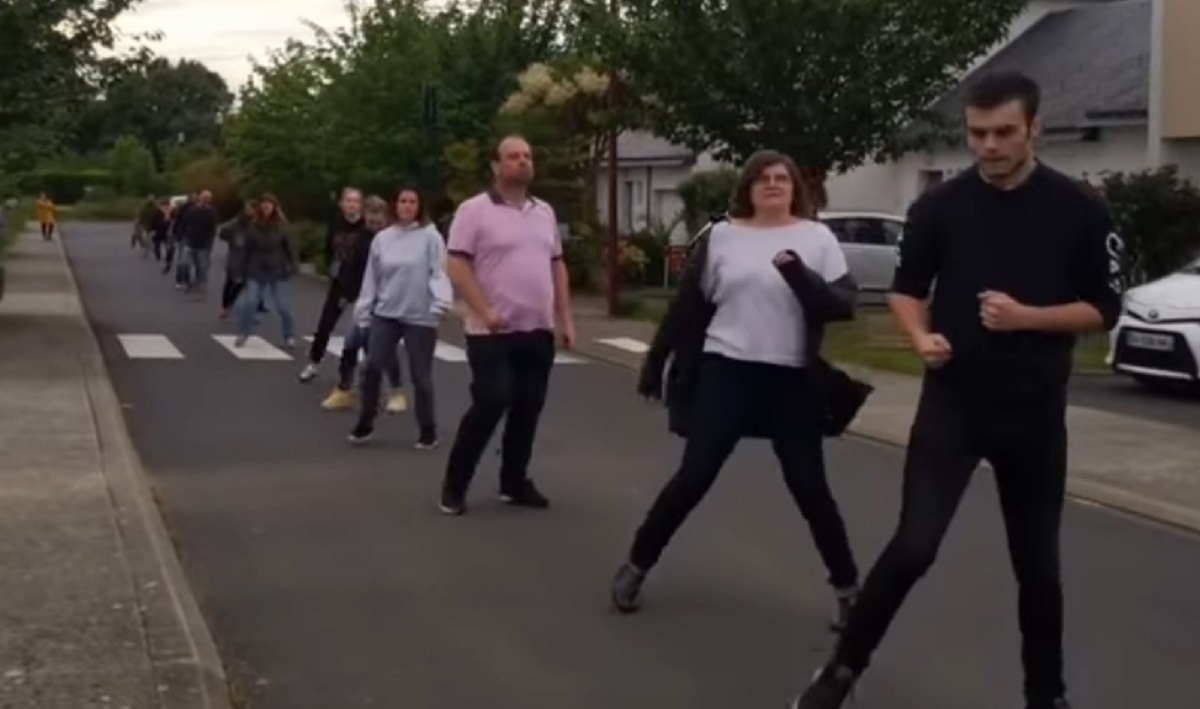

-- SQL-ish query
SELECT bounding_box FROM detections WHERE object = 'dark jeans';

[40,222,53,240]
[221,275,244,310]
[152,237,166,261]
[187,247,211,293]
[336,324,400,390]
[833,375,1068,705]
[308,284,346,365]
[356,318,438,432]
[627,354,858,589]
[443,330,555,494]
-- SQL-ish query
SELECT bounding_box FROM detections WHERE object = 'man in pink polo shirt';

[439,135,576,516]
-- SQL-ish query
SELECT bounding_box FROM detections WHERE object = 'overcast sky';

[114,0,352,92]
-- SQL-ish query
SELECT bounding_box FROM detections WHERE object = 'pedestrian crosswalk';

[112,333,608,365]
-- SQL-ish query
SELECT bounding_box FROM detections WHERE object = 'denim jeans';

[356,318,438,434]
[337,324,401,390]
[188,247,211,292]
[236,278,295,341]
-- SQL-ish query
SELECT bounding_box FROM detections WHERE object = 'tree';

[77,57,233,168]
[107,135,158,195]
[1102,167,1200,285]
[0,0,145,170]
[605,0,1024,184]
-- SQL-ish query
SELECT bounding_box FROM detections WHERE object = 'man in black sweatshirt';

[299,187,371,382]
[184,190,218,300]
[793,72,1124,709]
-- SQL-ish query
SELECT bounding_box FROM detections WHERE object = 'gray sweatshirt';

[353,222,451,328]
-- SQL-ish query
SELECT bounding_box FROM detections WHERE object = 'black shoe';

[499,479,549,509]
[830,586,858,633]
[790,665,856,709]
[1029,699,1071,709]
[610,562,646,614]
[347,423,373,444]
[439,487,466,516]
[415,429,440,450]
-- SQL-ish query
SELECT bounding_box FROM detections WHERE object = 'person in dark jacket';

[184,190,218,300]
[298,187,371,382]
[610,150,861,630]
[231,194,297,348]
[148,198,170,262]
[218,200,256,318]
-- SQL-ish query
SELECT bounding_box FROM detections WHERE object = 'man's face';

[341,189,363,220]
[491,138,534,186]
[199,190,213,204]
[965,100,1039,181]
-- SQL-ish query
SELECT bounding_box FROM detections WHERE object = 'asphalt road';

[1069,374,1200,430]
[66,223,1200,709]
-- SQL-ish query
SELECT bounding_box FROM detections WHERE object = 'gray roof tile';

[934,0,1151,131]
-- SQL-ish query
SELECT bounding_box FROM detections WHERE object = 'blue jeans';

[188,247,212,292]
[338,324,401,389]
[173,243,192,286]
[236,278,295,340]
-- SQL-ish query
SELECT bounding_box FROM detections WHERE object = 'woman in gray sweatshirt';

[348,187,451,447]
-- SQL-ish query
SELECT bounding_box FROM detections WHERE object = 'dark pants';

[628,354,859,589]
[221,276,244,310]
[356,318,438,433]
[40,222,53,240]
[308,284,346,365]
[336,324,400,390]
[443,330,555,494]
[833,375,1068,706]
[152,237,165,261]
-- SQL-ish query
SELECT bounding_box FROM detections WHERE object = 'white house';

[596,0,1200,235]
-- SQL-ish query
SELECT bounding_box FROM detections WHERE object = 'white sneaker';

[298,363,319,382]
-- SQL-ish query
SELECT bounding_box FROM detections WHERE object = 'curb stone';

[570,339,1200,537]
[56,233,234,709]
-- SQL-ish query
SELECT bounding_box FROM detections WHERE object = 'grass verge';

[625,295,1111,377]
[2,199,31,256]
[60,196,143,222]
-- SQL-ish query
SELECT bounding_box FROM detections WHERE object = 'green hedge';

[16,169,114,204]
[290,220,328,274]
[2,200,32,257]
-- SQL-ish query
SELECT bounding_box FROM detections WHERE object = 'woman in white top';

[612,151,861,629]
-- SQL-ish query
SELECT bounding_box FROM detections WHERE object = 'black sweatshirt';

[892,163,1123,404]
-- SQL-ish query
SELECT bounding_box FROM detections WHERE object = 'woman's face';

[395,191,420,223]
[365,210,388,232]
[750,162,794,215]
[260,201,276,218]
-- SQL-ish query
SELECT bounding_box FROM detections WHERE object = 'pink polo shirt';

[447,190,563,335]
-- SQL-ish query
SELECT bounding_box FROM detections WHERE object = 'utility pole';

[605,77,621,316]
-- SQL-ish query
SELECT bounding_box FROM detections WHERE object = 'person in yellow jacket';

[35,194,57,241]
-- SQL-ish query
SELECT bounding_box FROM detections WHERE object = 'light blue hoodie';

[354,222,452,328]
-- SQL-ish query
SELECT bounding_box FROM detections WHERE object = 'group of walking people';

[133,70,1120,709]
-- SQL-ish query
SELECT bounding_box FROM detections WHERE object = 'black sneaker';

[499,479,549,509]
[439,487,466,516]
[790,665,856,709]
[610,562,646,614]
[415,429,439,450]
[347,423,373,444]
[830,586,858,633]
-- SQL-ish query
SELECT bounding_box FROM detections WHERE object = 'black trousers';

[833,375,1068,706]
[308,283,346,364]
[628,354,859,589]
[443,330,555,494]
[221,275,244,310]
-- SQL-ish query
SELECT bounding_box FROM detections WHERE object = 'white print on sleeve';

[1105,231,1125,295]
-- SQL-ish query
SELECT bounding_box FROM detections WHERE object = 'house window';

[621,179,644,233]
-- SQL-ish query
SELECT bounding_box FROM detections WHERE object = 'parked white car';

[1107,257,1200,388]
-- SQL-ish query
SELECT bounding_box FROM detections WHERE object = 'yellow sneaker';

[321,388,355,411]
[385,391,408,414]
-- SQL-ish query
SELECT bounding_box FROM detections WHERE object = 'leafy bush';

[1102,166,1200,284]
[175,156,244,219]
[676,169,737,233]
[67,195,145,222]
[562,220,604,291]
[2,200,32,256]
[16,169,114,204]
[290,220,328,274]
[107,135,161,196]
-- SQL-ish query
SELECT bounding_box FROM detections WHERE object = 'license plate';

[1126,331,1174,351]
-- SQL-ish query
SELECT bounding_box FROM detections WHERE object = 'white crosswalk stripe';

[211,335,294,361]
[117,334,184,359]
[111,334,590,364]
[595,336,649,354]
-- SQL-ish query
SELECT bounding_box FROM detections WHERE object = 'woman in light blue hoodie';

[348,187,452,448]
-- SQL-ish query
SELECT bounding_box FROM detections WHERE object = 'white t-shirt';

[701,219,849,367]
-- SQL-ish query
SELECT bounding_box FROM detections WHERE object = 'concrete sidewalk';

[567,298,1200,535]
[0,228,229,709]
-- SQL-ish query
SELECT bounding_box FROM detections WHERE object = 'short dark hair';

[729,150,815,220]
[964,71,1041,120]
[493,135,529,161]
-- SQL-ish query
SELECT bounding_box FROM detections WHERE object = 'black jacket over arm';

[637,233,872,438]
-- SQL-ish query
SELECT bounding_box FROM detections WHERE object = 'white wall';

[595,163,693,242]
